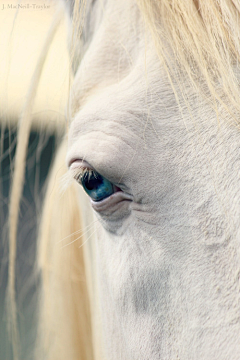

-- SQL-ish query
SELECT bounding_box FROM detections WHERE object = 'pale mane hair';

[7,1,240,359]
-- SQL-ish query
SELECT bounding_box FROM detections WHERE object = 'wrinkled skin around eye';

[81,171,115,201]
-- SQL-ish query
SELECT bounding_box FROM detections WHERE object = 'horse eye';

[80,170,115,202]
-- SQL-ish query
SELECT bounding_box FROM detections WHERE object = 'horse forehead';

[69,73,186,161]
[68,0,154,115]
[68,0,240,167]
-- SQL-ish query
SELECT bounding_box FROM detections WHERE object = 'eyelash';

[74,167,97,183]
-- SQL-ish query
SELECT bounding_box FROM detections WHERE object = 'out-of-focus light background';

[0,0,69,130]
[0,1,70,358]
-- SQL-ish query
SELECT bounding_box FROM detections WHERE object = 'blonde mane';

[137,0,240,124]
[7,1,240,359]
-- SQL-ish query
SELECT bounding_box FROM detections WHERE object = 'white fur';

[66,1,240,359]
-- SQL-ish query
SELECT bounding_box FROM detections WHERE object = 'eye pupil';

[80,170,115,201]
[84,174,103,191]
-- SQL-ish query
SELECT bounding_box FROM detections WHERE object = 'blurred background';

[0,1,70,358]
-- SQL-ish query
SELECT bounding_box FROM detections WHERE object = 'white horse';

[8,0,240,359]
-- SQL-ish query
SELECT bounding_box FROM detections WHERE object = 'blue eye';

[80,170,115,201]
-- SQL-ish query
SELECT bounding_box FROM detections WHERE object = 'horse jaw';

[67,1,240,359]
